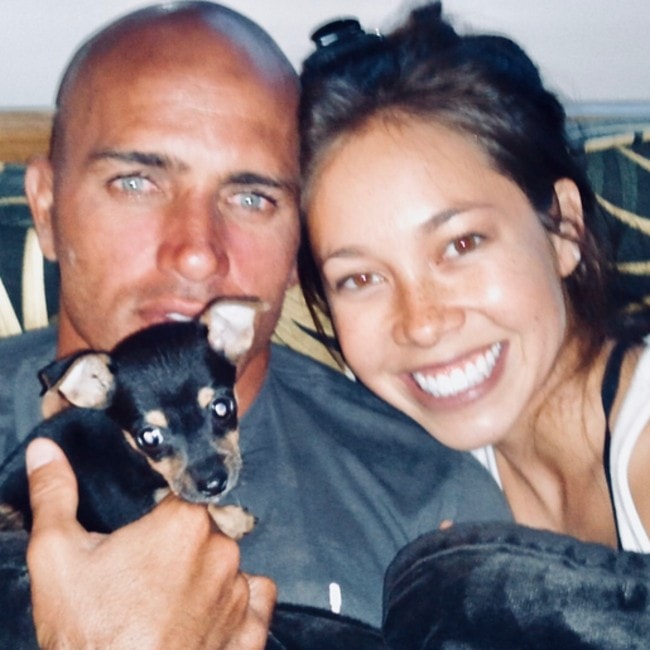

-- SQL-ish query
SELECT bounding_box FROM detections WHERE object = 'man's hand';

[25,438,276,649]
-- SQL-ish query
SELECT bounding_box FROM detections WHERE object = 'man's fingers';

[221,575,277,650]
[247,575,277,622]
[26,438,79,533]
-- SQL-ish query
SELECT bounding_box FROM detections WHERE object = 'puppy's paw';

[207,504,256,540]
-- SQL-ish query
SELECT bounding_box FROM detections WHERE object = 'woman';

[299,5,650,647]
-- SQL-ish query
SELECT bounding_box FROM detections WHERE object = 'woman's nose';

[392,283,464,347]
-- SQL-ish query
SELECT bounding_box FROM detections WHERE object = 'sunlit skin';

[305,116,650,543]
[26,18,300,415]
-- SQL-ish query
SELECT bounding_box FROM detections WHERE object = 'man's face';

[28,25,299,407]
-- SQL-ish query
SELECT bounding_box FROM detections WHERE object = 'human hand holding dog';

[26,437,276,649]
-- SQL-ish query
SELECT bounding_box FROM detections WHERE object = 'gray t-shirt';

[0,327,54,459]
[0,327,511,625]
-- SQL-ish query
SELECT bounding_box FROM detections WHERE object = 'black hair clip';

[302,17,383,75]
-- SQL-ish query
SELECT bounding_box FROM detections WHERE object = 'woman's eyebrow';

[320,204,488,263]
[421,204,489,233]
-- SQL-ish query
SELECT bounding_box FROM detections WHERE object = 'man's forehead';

[73,12,296,98]
[53,10,298,170]
[66,27,298,134]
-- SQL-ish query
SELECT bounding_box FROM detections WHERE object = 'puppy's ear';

[200,298,268,364]
[39,354,84,393]
[53,352,115,409]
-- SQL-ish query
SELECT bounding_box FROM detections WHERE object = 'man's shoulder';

[253,344,511,526]
[0,326,56,374]
[0,326,57,457]
[267,343,412,422]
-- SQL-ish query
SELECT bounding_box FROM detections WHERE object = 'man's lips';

[164,312,193,322]
[138,301,208,326]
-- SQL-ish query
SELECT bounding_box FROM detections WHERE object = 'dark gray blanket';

[383,521,650,650]
[5,521,650,649]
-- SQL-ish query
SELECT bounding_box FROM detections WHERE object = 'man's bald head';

[51,1,297,164]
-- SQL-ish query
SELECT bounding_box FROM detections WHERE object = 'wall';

[1,0,649,108]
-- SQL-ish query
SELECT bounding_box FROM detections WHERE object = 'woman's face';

[306,117,580,450]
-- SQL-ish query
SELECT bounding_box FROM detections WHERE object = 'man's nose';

[392,282,464,347]
[157,198,229,283]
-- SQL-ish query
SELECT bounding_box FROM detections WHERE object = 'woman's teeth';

[412,342,502,398]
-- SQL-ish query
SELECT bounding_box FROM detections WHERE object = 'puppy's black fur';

[0,298,259,536]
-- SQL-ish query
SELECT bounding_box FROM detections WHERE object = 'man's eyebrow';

[86,156,298,194]
[87,149,183,170]
[226,172,298,195]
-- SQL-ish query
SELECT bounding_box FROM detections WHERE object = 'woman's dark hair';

[299,2,648,367]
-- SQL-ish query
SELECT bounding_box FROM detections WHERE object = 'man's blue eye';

[230,191,279,213]
[123,177,144,191]
[113,176,152,194]
[238,193,264,209]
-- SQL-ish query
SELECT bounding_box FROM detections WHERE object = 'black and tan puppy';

[0,297,262,539]
[0,296,391,650]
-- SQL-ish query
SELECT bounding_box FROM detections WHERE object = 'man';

[0,2,510,647]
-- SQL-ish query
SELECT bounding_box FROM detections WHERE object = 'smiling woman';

[298,2,650,645]
[307,116,579,453]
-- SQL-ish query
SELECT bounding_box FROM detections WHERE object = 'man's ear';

[25,156,57,262]
[287,262,299,288]
[550,178,584,278]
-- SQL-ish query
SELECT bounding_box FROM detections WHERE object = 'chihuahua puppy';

[0,297,263,539]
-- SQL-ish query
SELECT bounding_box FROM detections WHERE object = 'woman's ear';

[550,178,584,278]
[25,156,58,262]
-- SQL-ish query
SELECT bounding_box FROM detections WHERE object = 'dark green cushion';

[580,128,650,312]
[0,163,59,329]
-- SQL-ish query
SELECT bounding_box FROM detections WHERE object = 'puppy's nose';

[197,470,229,497]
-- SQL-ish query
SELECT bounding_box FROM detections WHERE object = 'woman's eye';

[136,426,164,450]
[337,272,383,292]
[444,234,483,259]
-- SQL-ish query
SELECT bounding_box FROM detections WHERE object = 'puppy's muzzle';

[191,463,230,498]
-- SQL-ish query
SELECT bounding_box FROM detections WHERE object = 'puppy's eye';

[136,426,165,450]
[210,395,236,420]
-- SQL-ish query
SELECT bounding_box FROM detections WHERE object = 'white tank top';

[472,343,650,553]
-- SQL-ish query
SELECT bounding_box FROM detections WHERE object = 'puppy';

[0,297,263,540]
